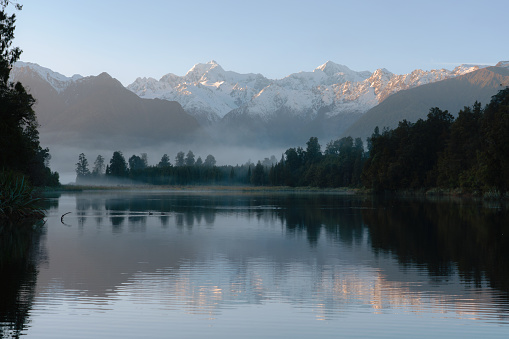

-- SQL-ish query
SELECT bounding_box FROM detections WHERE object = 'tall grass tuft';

[0,171,45,220]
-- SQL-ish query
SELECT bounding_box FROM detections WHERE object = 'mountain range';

[344,64,509,139]
[10,60,509,149]
[11,62,200,148]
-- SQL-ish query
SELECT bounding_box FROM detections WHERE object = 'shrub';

[0,171,45,220]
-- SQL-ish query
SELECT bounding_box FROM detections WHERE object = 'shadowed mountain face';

[11,62,509,150]
[11,66,201,148]
[343,66,509,140]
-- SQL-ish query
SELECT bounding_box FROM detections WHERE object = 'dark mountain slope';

[343,66,509,140]
[11,69,201,148]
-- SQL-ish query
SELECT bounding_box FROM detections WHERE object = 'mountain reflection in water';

[2,191,509,338]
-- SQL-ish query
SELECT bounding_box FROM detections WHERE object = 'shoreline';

[43,185,509,201]
[44,184,364,195]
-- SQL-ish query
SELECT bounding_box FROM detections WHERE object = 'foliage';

[0,170,44,220]
[175,151,185,167]
[107,151,128,177]
[128,154,146,171]
[69,88,509,193]
[158,154,171,167]
[185,151,195,166]
[204,154,216,167]
[75,153,90,182]
[267,137,365,188]
[92,155,105,176]
[363,88,509,195]
[0,1,59,187]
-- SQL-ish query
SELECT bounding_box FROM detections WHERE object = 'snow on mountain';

[12,60,501,131]
[11,61,82,93]
[496,61,509,68]
[228,64,491,123]
[129,61,493,126]
[128,60,270,124]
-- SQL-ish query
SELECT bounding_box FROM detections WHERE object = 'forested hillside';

[73,88,509,197]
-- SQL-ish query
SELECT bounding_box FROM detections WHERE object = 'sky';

[12,0,509,86]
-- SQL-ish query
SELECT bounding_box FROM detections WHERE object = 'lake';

[1,190,509,338]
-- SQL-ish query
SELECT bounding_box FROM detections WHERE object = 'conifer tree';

[75,153,90,183]
[0,1,59,185]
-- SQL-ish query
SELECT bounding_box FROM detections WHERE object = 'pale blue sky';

[12,0,509,85]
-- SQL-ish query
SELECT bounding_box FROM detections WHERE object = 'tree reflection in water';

[361,196,509,294]
[70,192,508,296]
[3,191,509,337]
[0,220,46,338]
[79,192,509,296]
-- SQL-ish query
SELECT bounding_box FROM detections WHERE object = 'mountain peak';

[12,61,83,93]
[496,61,509,68]
[184,60,224,82]
[315,61,352,76]
[97,72,112,78]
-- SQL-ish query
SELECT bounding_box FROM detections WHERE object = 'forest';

[75,87,509,196]
[1,2,59,220]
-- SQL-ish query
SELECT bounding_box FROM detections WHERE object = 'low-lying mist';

[44,139,287,185]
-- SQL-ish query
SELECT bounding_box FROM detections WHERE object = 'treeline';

[363,87,509,194]
[76,137,365,187]
[0,3,59,187]
[75,150,278,186]
[76,88,509,195]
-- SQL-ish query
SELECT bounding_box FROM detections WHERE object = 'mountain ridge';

[10,63,201,148]
[11,60,509,146]
[343,66,509,140]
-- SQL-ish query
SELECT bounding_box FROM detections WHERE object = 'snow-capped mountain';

[127,60,271,124]
[11,61,83,93]
[11,60,509,146]
[127,60,490,128]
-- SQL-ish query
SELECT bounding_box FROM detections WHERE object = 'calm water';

[1,190,509,338]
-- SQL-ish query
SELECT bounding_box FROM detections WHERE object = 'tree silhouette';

[158,154,171,167]
[0,1,59,186]
[204,154,216,167]
[108,151,128,177]
[185,151,195,166]
[175,151,185,167]
[75,153,90,182]
[92,155,105,176]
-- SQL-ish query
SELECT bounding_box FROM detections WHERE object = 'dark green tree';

[158,154,171,167]
[305,137,321,164]
[141,153,148,167]
[108,151,128,177]
[246,165,252,184]
[479,87,509,192]
[75,153,90,182]
[251,161,265,185]
[185,151,195,166]
[204,154,216,167]
[437,104,483,188]
[0,1,59,186]
[128,154,146,171]
[175,151,185,167]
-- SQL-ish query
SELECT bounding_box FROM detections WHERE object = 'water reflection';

[4,191,509,337]
[65,193,509,302]
[362,197,509,294]
[0,220,46,338]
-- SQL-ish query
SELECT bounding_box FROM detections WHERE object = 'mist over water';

[44,139,286,184]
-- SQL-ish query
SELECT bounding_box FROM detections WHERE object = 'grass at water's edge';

[45,184,365,195]
[0,171,46,221]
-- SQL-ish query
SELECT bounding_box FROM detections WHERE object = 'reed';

[0,171,45,220]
